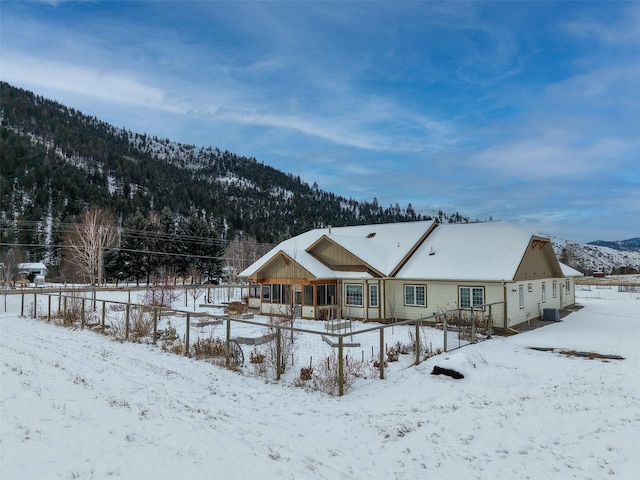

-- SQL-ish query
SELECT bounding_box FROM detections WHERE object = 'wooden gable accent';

[513,236,564,281]
[306,236,382,277]
[250,251,315,282]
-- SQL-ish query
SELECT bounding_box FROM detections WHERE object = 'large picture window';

[249,283,260,298]
[345,284,363,307]
[404,285,426,306]
[459,286,485,309]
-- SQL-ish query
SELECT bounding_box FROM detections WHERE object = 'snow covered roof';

[239,220,436,279]
[312,221,436,276]
[560,262,584,277]
[397,222,544,281]
[241,220,562,282]
[17,263,47,271]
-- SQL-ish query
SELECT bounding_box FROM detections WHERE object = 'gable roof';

[240,220,564,283]
[239,220,437,280]
[395,221,552,281]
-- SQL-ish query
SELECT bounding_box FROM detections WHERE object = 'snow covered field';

[1,286,639,479]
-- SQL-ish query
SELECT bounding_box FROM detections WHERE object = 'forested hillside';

[1,82,470,277]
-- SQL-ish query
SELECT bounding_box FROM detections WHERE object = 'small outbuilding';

[17,262,48,285]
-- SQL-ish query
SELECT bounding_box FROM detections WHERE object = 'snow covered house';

[239,221,580,330]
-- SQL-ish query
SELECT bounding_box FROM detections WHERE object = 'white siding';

[505,279,562,327]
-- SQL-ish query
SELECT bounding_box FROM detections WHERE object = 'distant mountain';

[588,238,640,253]
[549,236,640,275]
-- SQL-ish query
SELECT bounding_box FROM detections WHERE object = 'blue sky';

[1,1,638,243]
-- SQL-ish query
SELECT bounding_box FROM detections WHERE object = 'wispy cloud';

[563,4,640,46]
[2,54,186,114]
[1,1,638,242]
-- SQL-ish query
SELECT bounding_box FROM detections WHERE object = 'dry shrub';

[265,314,298,374]
[192,336,226,358]
[57,294,97,327]
[423,347,444,361]
[386,346,399,362]
[312,351,364,395]
[155,322,178,342]
[129,308,154,342]
[140,284,180,308]
[170,340,185,355]
[225,301,247,315]
[250,349,266,364]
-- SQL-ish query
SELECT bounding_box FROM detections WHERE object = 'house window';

[345,284,363,307]
[459,286,484,309]
[264,284,291,304]
[249,283,260,298]
[542,282,547,303]
[272,283,281,303]
[316,283,337,306]
[304,285,313,305]
[519,285,524,309]
[565,279,571,292]
[528,283,533,292]
[553,280,558,298]
[405,285,426,306]
[369,284,379,308]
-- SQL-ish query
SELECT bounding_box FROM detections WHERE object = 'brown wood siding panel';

[311,238,364,267]
[259,255,314,281]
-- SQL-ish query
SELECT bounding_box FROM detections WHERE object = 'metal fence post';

[471,308,476,344]
[276,327,282,381]
[487,304,493,339]
[338,335,344,396]
[33,293,37,318]
[185,313,190,356]
[101,300,106,330]
[443,314,448,352]
[48,295,51,322]
[21,292,24,317]
[379,327,385,380]
[153,308,158,345]
[125,303,130,340]
[81,298,86,329]
[225,318,231,367]
[415,319,421,366]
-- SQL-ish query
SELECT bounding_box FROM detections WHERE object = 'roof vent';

[367,232,376,238]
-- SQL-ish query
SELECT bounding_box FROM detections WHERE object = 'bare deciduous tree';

[65,208,117,286]
[1,249,20,288]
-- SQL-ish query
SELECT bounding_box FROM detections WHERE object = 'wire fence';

[17,290,501,396]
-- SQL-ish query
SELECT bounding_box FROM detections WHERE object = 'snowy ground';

[1,285,639,479]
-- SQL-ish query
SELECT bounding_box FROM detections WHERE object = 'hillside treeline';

[1,81,469,276]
